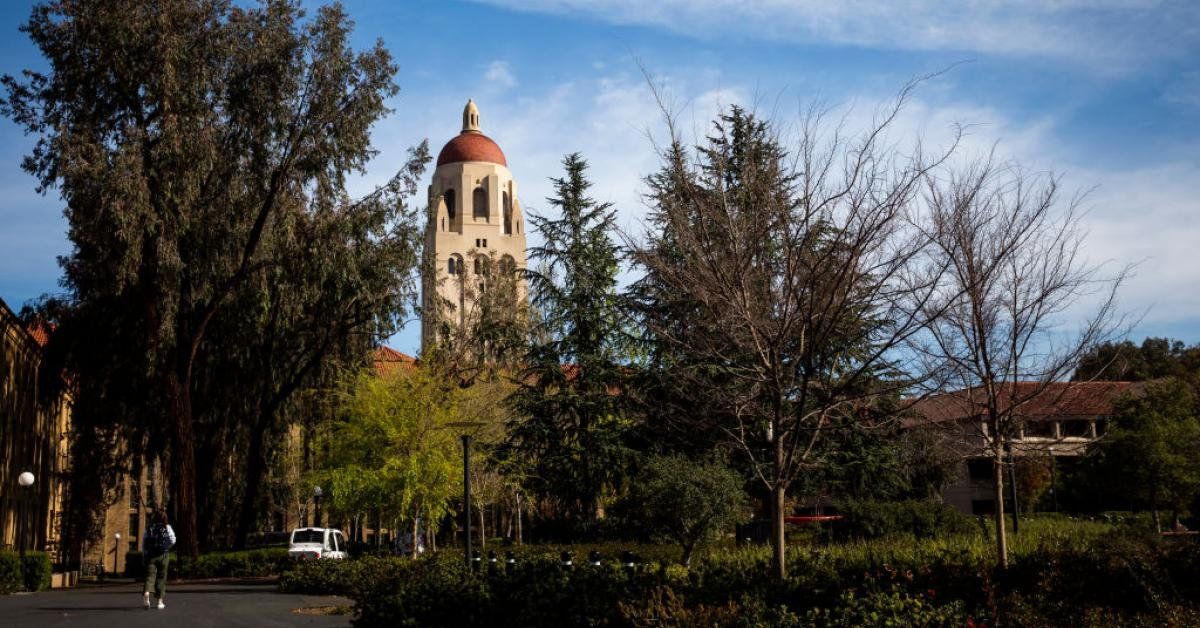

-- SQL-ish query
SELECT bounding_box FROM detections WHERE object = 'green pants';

[143,553,169,599]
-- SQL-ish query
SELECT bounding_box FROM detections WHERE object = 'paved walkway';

[0,581,353,627]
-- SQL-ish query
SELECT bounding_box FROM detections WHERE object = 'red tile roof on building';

[372,346,417,377]
[909,381,1141,426]
[436,132,507,167]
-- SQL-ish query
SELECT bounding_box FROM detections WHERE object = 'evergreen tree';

[3,0,411,557]
[508,153,630,525]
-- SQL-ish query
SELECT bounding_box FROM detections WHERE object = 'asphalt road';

[0,581,353,628]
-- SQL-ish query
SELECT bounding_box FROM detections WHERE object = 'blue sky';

[1,0,1198,355]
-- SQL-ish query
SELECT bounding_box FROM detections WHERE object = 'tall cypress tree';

[508,153,629,525]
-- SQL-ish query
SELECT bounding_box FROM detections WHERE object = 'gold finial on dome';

[462,99,481,134]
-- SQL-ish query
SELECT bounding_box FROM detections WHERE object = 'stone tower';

[422,99,527,352]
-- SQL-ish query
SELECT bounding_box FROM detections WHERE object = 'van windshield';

[291,530,324,544]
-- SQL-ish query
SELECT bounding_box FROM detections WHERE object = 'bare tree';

[628,84,957,579]
[917,157,1128,569]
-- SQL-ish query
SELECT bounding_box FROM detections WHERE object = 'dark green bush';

[125,551,145,579]
[20,552,51,592]
[173,548,291,579]
[0,551,51,593]
[279,556,399,596]
[274,532,1200,627]
[0,552,23,594]
[835,499,975,540]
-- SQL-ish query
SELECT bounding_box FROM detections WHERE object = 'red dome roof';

[436,132,507,167]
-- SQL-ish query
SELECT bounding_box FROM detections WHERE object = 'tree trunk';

[770,481,787,580]
[233,420,270,550]
[166,370,200,558]
[681,539,696,568]
[515,493,523,545]
[993,452,1009,570]
[412,516,420,560]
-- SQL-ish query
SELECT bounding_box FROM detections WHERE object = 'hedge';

[281,529,1200,627]
[0,551,51,593]
[0,552,22,593]
[174,548,292,579]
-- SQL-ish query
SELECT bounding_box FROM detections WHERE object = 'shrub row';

[0,551,52,593]
[287,530,1200,627]
[124,548,292,580]
[834,499,977,540]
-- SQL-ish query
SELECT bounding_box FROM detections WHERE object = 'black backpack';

[145,525,174,555]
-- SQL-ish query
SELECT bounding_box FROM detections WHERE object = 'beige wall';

[422,159,529,351]
[0,298,70,562]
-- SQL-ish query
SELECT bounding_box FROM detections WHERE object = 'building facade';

[0,298,70,564]
[421,99,528,351]
[912,381,1138,515]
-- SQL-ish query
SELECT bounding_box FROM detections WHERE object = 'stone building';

[422,99,528,351]
[0,297,70,565]
[911,381,1139,515]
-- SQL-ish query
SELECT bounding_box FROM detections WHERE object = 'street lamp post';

[313,486,323,528]
[17,471,35,560]
[114,533,121,575]
[446,421,484,572]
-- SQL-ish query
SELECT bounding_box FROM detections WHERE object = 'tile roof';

[373,346,417,377]
[909,381,1142,426]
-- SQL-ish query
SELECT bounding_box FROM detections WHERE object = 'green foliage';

[20,552,52,592]
[319,368,463,540]
[2,0,424,558]
[0,552,23,593]
[1084,378,1200,524]
[803,587,967,628]
[0,552,51,593]
[626,455,749,565]
[1074,337,1200,383]
[509,153,632,525]
[173,548,291,579]
[835,500,975,541]
[309,521,1199,627]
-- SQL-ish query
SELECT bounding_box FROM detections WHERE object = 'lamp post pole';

[17,471,35,560]
[113,533,121,575]
[462,434,473,571]
[313,486,323,528]
[444,421,483,573]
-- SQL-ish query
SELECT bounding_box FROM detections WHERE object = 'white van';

[287,527,347,560]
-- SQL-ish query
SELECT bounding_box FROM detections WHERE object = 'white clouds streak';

[469,0,1198,72]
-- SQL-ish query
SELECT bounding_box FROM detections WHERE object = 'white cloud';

[469,0,1199,72]
[484,60,516,88]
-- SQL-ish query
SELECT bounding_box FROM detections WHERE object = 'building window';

[448,255,463,276]
[129,513,140,541]
[1062,420,1090,438]
[967,458,992,482]
[448,258,456,275]
[503,192,512,234]
[129,481,140,508]
[474,257,482,275]
[473,186,488,221]
[482,238,487,248]
[1024,421,1056,439]
[444,189,456,219]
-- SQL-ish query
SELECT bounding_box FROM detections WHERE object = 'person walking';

[142,509,176,610]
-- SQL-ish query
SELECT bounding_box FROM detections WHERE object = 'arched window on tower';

[474,257,481,275]
[448,254,464,276]
[473,186,488,221]
[502,191,512,234]
[444,189,456,220]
